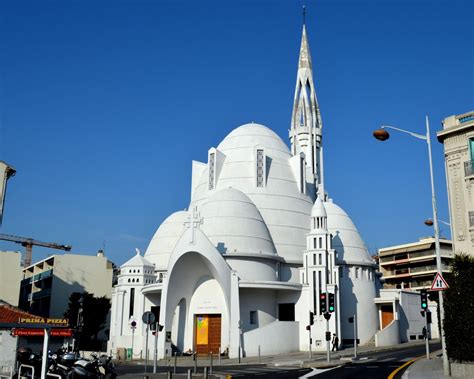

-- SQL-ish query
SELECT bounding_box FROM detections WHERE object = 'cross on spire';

[302,5,306,25]
[184,206,203,244]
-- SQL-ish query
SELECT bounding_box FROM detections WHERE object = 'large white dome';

[325,200,374,267]
[144,210,186,270]
[191,122,313,263]
[200,187,276,256]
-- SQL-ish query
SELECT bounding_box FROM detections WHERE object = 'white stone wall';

[339,264,378,345]
[0,330,17,372]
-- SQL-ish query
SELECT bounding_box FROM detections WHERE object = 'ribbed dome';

[190,122,313,262]
[200,188,277,255]
[325,200,374,266]
[144,211,186,270]
[217,123,290,155]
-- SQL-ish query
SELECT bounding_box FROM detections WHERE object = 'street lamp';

[424,218,451,227]
[373,116,449,375]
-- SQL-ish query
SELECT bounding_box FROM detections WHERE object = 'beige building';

[0,251,22,306]
[378,237,453,290]
[18,251,114,318]
[437,110,474,255]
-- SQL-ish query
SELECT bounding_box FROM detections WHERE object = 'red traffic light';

[320,294,326,299]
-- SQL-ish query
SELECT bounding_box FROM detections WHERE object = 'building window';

[129,288,135,318]
[278,303,295,321]
[313,254,316,265]
[250,311,257,325]
[469,211,474,227]
[355,267,360,279]
[318,237,323,249]
[209,153,215,190]
[313,237,317,249]
[256,149,265,187]
[318,253,322,265]
[300,156,305,193]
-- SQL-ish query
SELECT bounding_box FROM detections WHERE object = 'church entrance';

[194,314,221,355]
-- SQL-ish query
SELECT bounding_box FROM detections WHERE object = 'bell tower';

[289,21,325,199]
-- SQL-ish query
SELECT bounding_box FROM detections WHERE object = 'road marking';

[388,355,424,379]
[298,366,340,378]
[379,358,395,362]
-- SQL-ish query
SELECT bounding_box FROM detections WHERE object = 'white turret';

[301,197,341,351]
[289,24,325,199]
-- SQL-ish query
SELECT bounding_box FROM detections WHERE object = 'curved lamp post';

[373,116,449,375]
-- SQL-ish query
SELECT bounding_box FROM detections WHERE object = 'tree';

[64,292,111,351]
[443,254,474,362]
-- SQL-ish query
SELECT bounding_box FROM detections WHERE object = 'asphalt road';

[305,341,441,379]
[115,341,441,378]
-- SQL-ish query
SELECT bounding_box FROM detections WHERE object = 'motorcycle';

[68,353,116,379]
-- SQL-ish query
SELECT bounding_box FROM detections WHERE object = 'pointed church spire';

[298,25,312,70]
[289,13,325,200]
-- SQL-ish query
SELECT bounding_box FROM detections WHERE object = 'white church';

[108,22,427,359]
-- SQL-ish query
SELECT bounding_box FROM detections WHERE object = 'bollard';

[210,351,213,375]
[258,345,261,363]
[167,371,172,379]
[187,368,192,379]
[218,350,221,366]
[143,376,149,379]
[193,353,197,374]
[174,352,177,374]
[203,367,208,379]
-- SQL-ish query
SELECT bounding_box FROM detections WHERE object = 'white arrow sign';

[431,272,449,291]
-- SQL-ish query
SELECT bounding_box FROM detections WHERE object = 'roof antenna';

[302,4,306,25]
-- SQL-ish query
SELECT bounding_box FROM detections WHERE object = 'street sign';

[142,311,156,325]
[431,272,449,291]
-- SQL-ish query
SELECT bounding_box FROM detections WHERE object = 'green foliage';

[64,291,111,351]
[443,254,474,362]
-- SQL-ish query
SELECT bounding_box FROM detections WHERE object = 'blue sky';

[0,0,473,265]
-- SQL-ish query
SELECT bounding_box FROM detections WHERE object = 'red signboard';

[12,328,73,337]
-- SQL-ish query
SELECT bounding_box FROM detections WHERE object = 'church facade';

[108,24,380,359]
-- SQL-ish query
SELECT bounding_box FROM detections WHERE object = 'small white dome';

[144,210,186,270]
[311,196,327,218]
[121,252,154,268]
[200,187,276,255]
[325,200,374,267]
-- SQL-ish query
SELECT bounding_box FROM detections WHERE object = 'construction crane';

[0,233,71,267]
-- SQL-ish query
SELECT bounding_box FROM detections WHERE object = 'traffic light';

[328,293,335,313]
[319,293,327,314]
[420,290,428,310]
[325,331,331,341]
[309,311,315,326]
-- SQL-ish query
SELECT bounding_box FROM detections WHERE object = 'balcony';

[31,288,52,300]
[464,160,474,177]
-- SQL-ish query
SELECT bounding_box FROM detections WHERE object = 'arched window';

[128,278,131,283]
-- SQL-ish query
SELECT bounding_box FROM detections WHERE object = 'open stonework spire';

[289,24,325,199]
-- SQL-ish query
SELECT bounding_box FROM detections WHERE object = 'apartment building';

[18,251,114,318]
[0,251,22,306]
[437,110,474,255]
[378,237,453,290]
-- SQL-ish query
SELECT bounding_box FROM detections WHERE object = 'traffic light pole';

[424,312,430,360]
[308,327,312,360]
[326,318,330,363]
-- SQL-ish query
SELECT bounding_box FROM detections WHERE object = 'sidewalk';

[117,339,432,368]
[402,350,449,379]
